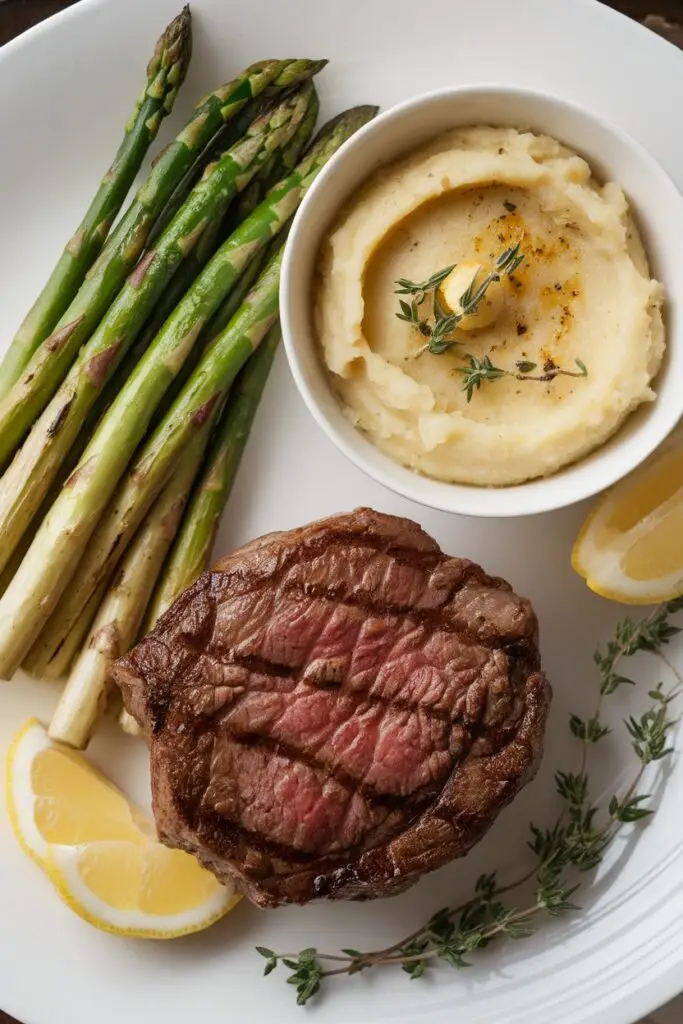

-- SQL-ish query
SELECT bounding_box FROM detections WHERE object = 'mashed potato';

[315,126,665,485]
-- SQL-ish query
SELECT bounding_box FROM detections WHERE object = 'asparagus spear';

[134,83,318,397]
[116,322,282,736]
[41,585,107,680]
[146,59,324,248]
[0,7,193,398]
[0,106,377,680]
[204,238,274,342]
[0,59,325,468]
[142,90,319,431]
[0,87,311,585]
[148,321,282,626]
[222,87,319,239]
[29,277,282,678]
[48,417,217,748]
[25,221,236,678]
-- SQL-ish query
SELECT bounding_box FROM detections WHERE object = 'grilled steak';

[112,508,550,908]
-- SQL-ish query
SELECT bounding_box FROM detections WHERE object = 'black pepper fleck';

[516,323,528,336]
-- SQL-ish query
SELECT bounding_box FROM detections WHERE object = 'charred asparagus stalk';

[0,86,312,588]
[48,414,218,748]
[0,7,193,397]
[202,237,274,342]
[147,321,282,626]
[41,585,108,680]
[0,59,325,467]
[1,107,377,680]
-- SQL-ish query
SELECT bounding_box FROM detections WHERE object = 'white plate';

[1,2,683,1023]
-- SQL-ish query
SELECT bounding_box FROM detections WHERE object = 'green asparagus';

[0,87,311,585]
[203,237,276,342]
[222,87,319,238]
[147,321,282,627]
[143,90,319,431]
[117,322,282,736]
[0,106,377,680]
[0,59,325,467]
[134,82,318,398]
[48,415,217,748]
[0,7,193,398]
[42,247,283,666]
[146,59,325,247]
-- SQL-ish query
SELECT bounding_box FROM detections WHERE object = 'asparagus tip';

[150,3,193,92]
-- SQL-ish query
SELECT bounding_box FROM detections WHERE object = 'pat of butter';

[439,261,505,331]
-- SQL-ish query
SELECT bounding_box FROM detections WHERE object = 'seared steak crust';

[112,509,550,908]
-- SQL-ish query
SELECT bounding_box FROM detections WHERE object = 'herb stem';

[578,603,673,779]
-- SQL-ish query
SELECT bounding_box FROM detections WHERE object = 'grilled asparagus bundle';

[0,16,377,746]
[0,7,193,398]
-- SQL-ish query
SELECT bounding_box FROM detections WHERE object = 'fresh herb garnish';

[258,597,683,1006]
[457,354,589,403]
[394,243,588,400]
[394,243,524,355]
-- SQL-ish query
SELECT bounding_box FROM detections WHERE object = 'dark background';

[2,0,683,45]
[0,0,682,1022]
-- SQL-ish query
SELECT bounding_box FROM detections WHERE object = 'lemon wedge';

[6,718,239,938]
[572,432,683,604]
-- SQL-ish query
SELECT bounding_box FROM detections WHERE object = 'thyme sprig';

[395,243,524,355]
[258,598,683,1005]
[457,354,589,403]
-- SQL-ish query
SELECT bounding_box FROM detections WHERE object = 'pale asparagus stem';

[13,107,376,679]
[0,86,312,596]
[0,58,326,467]
[0,7,193,397]
[28,583,107,680]
[49,419,216,748]
[1,348,120,603]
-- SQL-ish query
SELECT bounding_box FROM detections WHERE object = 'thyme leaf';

[456,354,589,403]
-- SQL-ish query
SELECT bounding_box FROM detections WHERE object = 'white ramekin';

[281,86,683,517]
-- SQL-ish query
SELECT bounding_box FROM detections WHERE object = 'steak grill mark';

[113,509,550,907]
